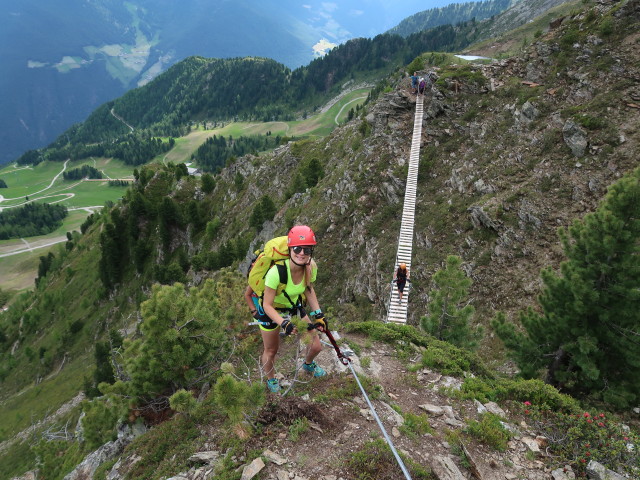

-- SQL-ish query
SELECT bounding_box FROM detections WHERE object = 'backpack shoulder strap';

[276,263,288,285]
[276,262,295,307]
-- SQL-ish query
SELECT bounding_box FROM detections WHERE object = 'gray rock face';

[241,456,265,480]
[63,439,125,479]
[586,460,629,480]
[562,120,588,157]
[430,455,466,480]
[521,101,540,123]
[66,423,146,480]
[468,206,499,231]
[552,465,576,479]
[188,450,220,465]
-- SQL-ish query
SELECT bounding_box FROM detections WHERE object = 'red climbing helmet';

[287,225,317,247]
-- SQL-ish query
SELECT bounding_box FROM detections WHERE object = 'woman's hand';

[307,313,328,332]
[280,318,297,336]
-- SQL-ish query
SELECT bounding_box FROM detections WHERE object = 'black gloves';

[280,318,295,336]
[307,312,328,332]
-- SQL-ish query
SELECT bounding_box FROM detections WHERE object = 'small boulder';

[562,120,588,157]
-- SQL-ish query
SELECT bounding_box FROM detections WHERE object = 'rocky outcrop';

[63,423,146,480]
[562,120,588,158]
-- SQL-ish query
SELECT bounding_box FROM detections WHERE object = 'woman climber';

[247,225,328,393]
[393,263,410,303]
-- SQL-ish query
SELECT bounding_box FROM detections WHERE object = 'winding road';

[0,160,105,257]
[334,96,367,125]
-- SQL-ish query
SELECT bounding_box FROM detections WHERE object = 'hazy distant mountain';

[0,0,485,166]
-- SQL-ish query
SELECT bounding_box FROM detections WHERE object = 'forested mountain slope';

[1,0,639,478]
[388,0,517,37]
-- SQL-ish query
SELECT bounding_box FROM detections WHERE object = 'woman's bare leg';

[304,331,322,364]
[260,328,281,380]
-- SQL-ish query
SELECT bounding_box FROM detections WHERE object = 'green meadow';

[0,86,371,294]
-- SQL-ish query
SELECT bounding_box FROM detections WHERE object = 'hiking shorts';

[258,307,306,332]
[397,280,407,293]
[258,315,280,331]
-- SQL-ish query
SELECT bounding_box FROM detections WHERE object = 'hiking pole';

[319,328,413,480]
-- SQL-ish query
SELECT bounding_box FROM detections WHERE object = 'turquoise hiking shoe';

[266,378,281,393]
[302,361,326,378]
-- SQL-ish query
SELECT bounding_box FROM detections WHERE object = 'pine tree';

[201,173,216,194]
[301,158,324,188]
[80,398,123,450]
[492,168,640,407]
[421,255,479,349]
[213,373,264,437]
[104,280,231,405]
[250,195,276,230]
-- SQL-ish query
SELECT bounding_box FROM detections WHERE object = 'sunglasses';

[291,246,313,255]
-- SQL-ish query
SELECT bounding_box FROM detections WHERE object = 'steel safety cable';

[320,338,413,480]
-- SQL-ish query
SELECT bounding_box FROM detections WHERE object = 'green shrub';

[523,403,639,477]
[345,340,362,356]
[213,374,265,426]
[345,438,432,480]
[345,321,492,378]
[437,67,486,88]
[560,27,580,48]
[575,114,607,130]
[169,389,198,416]
[0,441,35,480]
[288,417,309,442]
[462,109,479,121]
[399,412,434,438]
[81,398,124,450]
[358,120,372,137]
[407,57,424,74]
[599,16,614,36]
[465,413,512,451]
[32,439,84,480]
[123,415,200,479]
[455,377,579,413]
[102,280,237,406]
[444,430,472,469]
[416,345,472,377]
[94,458,118,480]
[421,255,479,351]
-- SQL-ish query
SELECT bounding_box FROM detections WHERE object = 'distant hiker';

[418,77,426,95]
[393,263,410,303]
[250,225,328,393]
[410,72,419,94]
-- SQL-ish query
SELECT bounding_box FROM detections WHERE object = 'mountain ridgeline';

[388,0,517,36]
[2,0,640,478]
[18,18,502,169]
